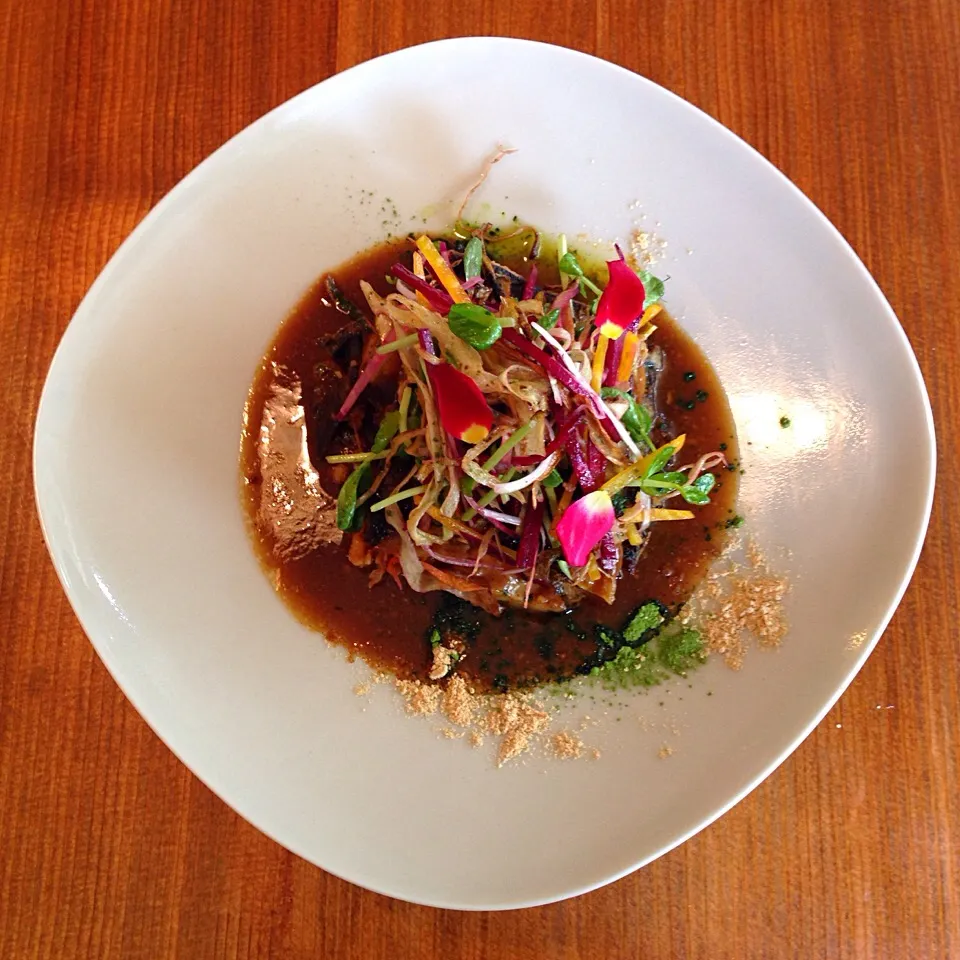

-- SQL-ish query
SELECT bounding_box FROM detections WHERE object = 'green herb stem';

[325,451,390,464]
[557,233,569,284]
[369,484,428,513]
[461,467,517,521]
[377,333,419,354]
[483,422,532,472]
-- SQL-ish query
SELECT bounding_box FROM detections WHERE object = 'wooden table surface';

[2,2,957,957]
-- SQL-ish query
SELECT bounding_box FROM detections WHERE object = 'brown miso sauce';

[240,238,739,692]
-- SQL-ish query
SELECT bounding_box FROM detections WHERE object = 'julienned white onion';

[461,448,562,495]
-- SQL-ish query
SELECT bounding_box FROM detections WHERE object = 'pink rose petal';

[556,490,616,567]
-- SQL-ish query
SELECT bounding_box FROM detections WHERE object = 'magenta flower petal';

[556,490,616,567]
[595,257,646,340]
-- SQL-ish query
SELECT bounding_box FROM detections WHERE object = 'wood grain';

[1,1,957,957]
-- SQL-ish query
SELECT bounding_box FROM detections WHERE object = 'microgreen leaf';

[644,444,676,480]
[336,412,400,530]
[659,471,688,485]
[372,411,401,452]
[637,270,665,309]
[542,469,563,488]
[463,236,484,280]
[679,487,710,506]
[560,251,602,296]
[335,469,366,532]
[691,472,716,495]
[448,302,502,350]
[601,387,655,451]
[558,252,584,278]
[539,308,560,330]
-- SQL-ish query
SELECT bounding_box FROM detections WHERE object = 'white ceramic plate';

[34,38,934,909]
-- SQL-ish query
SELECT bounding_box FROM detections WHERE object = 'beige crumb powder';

[395,679,442,716]
[551,731,585,760]
[628,228,668,269]
[393,674,569,765]
[658,744,674,759]
[485,696,551,766]
[354,672,388,697]
[687,540,788,670]
[442,675,477,727]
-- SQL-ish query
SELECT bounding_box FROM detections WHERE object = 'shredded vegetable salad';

[328,227,728,616]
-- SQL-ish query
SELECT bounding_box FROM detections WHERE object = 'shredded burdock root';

[683,539,789,670]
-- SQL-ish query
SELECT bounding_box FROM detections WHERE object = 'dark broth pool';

[241,237,739,692]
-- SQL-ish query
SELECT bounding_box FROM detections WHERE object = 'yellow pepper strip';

[427,507,517,559]
[626,522,642,546]
[415,235,469,303]
[641,303,663,325]
[617,331,640,383]
[426,505,471,536]
[642,508,695,522]
[636,305,663,341]
[601,434,686,496]
[591,333,610,393]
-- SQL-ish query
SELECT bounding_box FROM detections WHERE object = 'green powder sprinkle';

[656,625,707,673]
[586,622,707,692]
[623,603,664,643]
